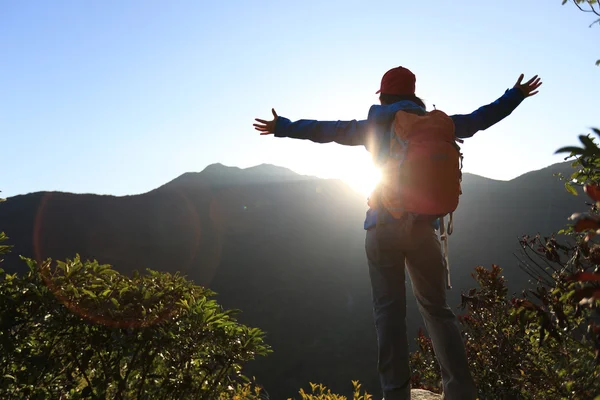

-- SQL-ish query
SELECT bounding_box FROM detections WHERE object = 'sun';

[342,161,382,196]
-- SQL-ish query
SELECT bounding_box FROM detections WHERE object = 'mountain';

[0,162,585,399]
[157,163,316,190]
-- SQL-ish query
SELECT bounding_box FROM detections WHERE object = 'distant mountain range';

[0,162,585,398]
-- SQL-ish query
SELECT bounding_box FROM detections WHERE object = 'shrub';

[0,247,271,399]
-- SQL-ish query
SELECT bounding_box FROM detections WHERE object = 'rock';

[410,389,442,399]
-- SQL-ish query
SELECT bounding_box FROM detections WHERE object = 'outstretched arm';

[451,74,542,139]
[254,108,371,146]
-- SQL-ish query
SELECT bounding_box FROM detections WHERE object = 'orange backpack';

[376,109,463,219]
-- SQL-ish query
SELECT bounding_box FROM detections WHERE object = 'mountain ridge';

[6,161,574,200]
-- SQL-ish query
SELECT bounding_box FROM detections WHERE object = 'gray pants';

[365,220,477,400]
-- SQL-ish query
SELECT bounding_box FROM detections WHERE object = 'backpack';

[373,108,463,289]
[376,109,463,220]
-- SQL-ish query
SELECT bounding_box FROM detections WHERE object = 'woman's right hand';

[253,108,278,135]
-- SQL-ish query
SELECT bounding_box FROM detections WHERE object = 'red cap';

[376,66,416,95]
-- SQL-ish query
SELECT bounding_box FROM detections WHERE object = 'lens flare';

[31,189,215,328]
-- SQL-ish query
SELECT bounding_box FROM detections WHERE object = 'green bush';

[0,241,271,399]
[411,262,599,399]
[291,381,372,400]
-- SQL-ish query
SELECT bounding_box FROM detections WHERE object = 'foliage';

[0,232,11,260]
[561,0,600,65]
[409,330,441,394]
[0,249,271,399]
[291,381,372,400]
[218,382,266,399]
[410,263,600,399]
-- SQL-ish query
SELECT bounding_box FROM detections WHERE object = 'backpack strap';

[439,214,452,290]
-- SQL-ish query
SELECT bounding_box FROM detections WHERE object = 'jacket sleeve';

[274,117,372,146]
[450,87,526,139]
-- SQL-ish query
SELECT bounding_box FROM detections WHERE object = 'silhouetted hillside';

[158,163,315,190]
[0,162,584,399]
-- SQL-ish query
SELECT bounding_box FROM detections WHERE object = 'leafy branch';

[562,0,600,64]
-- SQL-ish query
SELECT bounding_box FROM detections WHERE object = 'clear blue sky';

[2,0,599,198]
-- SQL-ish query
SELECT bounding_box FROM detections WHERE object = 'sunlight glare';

[342,161,381,196]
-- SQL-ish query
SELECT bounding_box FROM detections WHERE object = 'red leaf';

[572,287,600,302]
[585,184,600,202]
[513,299,540,311]
[567,272,600,282]
[576,288,600,305]
[570,213,600,232]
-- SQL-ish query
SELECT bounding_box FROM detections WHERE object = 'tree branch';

[72,354,97,399]
[571,0,600,16]
[515,254,555,287]
[117,339,144,399]
[136,350,157,399]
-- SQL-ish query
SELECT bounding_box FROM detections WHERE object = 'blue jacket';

[274,88,526,230]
